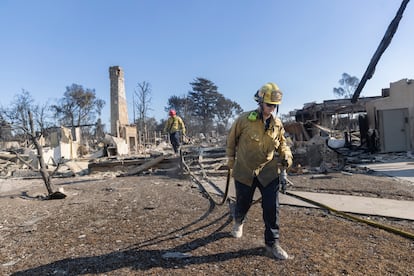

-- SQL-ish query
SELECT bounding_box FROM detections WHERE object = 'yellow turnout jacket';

[226,110,292,187]
[164,115,186,135]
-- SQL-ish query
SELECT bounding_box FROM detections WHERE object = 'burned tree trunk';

[28,111,55,195]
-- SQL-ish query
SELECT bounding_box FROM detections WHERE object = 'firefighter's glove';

[281,156,293,168]
[280,169,287,194]
[227,157,235,170]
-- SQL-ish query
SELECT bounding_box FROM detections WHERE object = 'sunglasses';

[265,103,277,108]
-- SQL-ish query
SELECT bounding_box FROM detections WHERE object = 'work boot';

[265,243,289,260]
[231,222,243,238]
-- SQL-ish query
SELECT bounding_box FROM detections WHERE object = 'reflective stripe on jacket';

[226,110,292,187]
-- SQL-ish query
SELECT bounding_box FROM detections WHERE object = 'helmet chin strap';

[259,104,271,120]
[271,104,279,115]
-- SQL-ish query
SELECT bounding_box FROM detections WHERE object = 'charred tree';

[28,111,65,199]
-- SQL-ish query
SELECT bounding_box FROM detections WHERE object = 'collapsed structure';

[291,78,414,154]
[1,66,413,178]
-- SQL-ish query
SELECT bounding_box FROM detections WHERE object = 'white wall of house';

[366,79,414,152]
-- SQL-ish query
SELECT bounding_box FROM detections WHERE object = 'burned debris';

[1,65,413,192]
[285,79,414,172]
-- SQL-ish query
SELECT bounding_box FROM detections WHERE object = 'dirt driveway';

[1,170,413,275]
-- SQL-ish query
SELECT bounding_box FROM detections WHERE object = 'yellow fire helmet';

[254,82,283,105]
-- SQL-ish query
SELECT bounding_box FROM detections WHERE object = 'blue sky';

[0,0,413,126]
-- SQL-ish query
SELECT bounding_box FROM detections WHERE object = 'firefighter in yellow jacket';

[164,109,186,154]
[226,82,293,260]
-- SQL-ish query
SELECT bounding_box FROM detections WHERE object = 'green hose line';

[285,191,414,241]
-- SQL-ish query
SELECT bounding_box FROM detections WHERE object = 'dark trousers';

[169,131,181,153]
[234,177,280,246]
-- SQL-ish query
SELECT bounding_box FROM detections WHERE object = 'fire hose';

[182,153,414,240]
[181,155,230,206]
[284,189,414,241]
[284,177,414,241]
